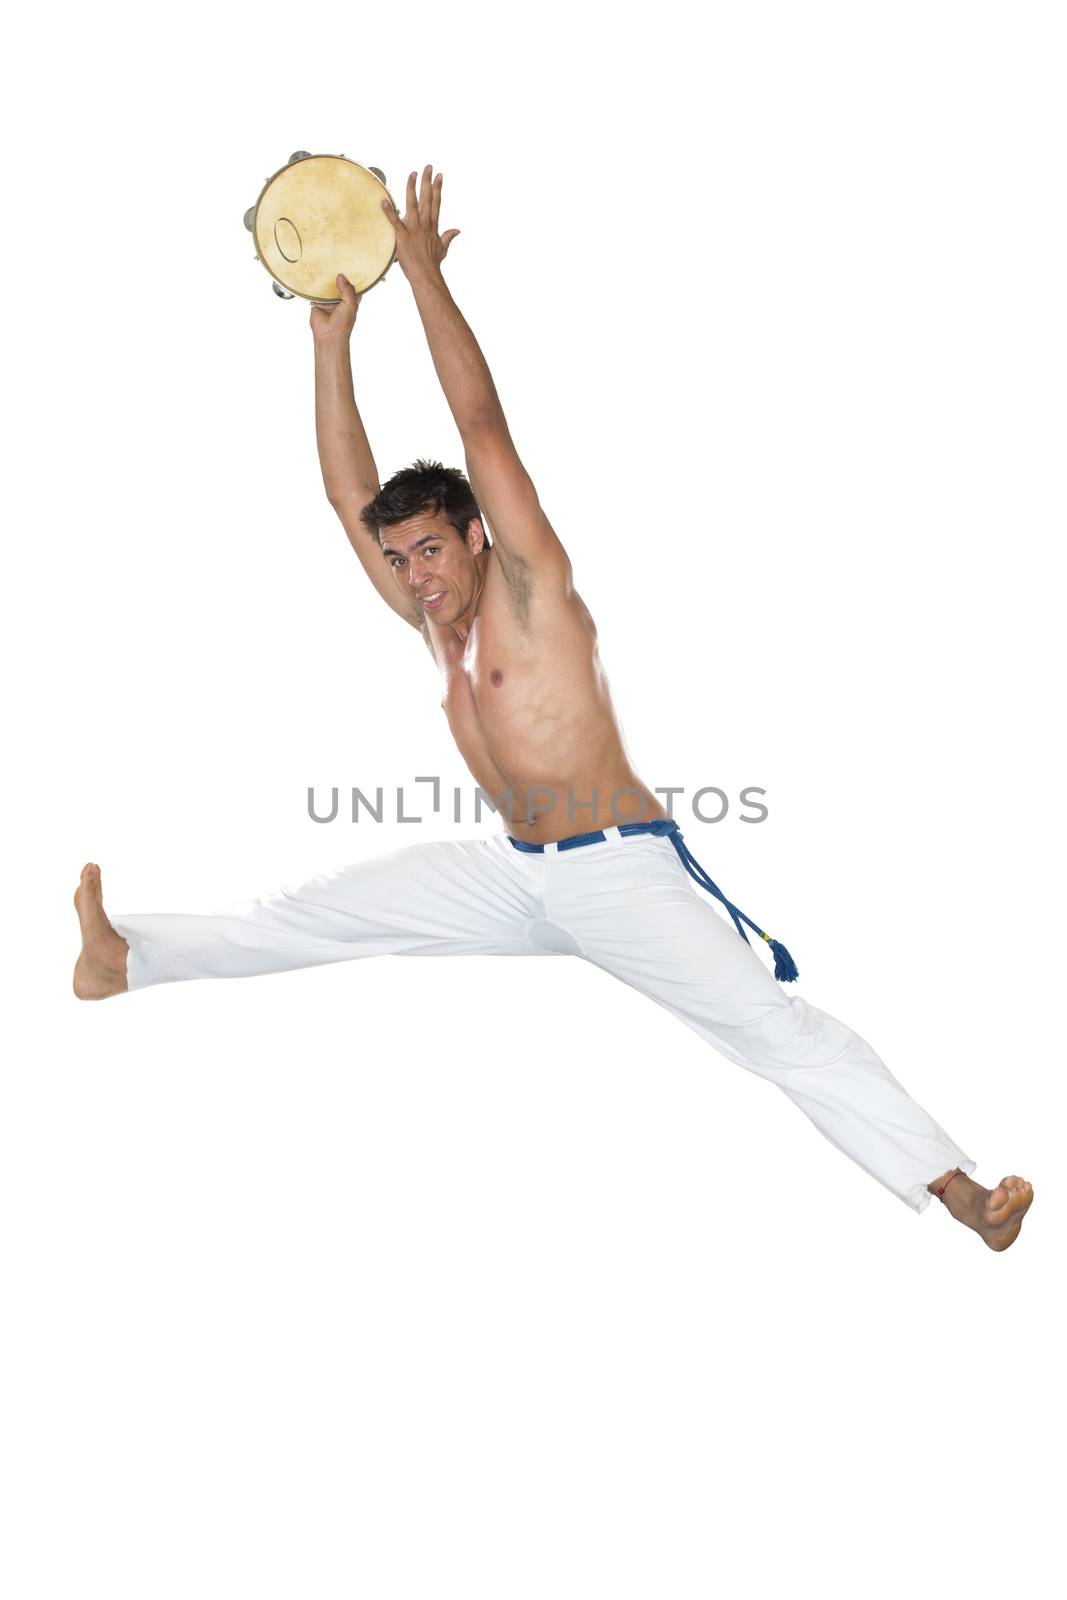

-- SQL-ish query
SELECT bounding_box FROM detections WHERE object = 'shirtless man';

[74,165,1033,1251]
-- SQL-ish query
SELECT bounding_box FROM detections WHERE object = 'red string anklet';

[934,1167,966,1201]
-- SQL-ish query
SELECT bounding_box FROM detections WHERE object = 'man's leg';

[73,835,547,998]
[549,836,1033,1249]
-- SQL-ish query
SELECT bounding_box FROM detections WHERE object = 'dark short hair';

[359,459,491,551]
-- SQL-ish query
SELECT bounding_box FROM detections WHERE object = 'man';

[73,166,1033,1251]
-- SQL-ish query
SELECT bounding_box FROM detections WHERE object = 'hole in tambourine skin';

[274,217,302,262]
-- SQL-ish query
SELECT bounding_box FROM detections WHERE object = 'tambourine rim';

[250,153,397,302]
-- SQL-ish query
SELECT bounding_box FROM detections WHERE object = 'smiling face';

[380,508,486,626]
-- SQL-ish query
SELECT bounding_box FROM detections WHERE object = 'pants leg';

[111,835,549,991]
[548,836,976,1213]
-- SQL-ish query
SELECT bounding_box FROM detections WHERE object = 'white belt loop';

[543,840,559,857]
[602,826,622,847]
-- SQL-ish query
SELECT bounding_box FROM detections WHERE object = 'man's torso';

[425,548,666,842]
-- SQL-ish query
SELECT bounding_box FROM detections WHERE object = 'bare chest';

[431,582,606,783]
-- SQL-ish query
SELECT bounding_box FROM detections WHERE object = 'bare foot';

[73,864,129,999]
[929,1170,1034,1252]
[978,1175,1035,1251]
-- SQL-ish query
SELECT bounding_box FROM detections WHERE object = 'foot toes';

[985,1178,1033,1225]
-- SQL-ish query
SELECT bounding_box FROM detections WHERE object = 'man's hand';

[381,165,461,283]
[310,273,361,344]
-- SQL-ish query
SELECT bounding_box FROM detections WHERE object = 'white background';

[3,2,1064,1595]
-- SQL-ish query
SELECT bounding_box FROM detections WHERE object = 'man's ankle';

[929,1169,983,1223]
[928,1167,964,1198]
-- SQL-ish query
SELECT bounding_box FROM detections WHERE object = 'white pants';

[111,828,975,1213]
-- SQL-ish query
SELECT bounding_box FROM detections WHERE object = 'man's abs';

[433,576,667,843]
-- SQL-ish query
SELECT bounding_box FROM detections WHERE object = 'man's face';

[380,508,484,626]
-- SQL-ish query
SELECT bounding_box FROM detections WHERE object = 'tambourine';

[243,151,397,302]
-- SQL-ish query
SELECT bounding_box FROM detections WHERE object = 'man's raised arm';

[381,166,570,580]
[310,277,424,629]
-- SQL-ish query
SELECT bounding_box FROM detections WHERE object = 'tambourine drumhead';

[251,156,396,301]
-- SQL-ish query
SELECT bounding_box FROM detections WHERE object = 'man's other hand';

[310,274,361,344]
[381,165,461,284]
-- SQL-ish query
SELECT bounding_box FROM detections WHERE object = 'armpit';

[497,547,532,622]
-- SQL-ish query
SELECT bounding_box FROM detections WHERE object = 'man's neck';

[447,553,489,642]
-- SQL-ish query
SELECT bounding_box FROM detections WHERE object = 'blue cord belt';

[507,817,798,983]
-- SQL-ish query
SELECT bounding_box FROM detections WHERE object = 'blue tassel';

[766,937,799,984]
